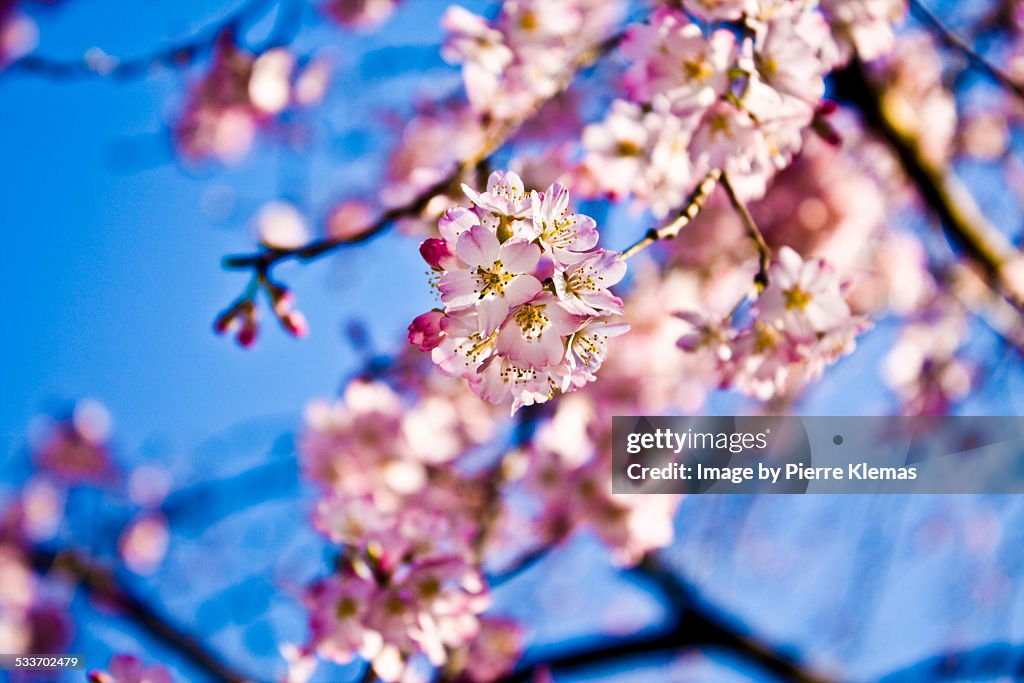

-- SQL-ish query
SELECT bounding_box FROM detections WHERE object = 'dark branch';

[910,0,1024,102]
[878,641,1024,681]
[221,30,626,276]
[833,57,1024,312]
[30,547,253,683]
[495,555,834,683]
[7,0,281,80]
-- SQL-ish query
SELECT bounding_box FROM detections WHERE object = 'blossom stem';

[620,171,721,261]
[910,0,1024,103]
[721,172,771,290]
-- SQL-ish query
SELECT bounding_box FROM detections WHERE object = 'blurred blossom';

[323,0,402,29]
[883,295,972,415]
[0,9,36,65]
[89,655,173,683]
[119,514,170,574]
[249,49,296,114]
[255,201,310,250]
[32,401,114,484]
[20,478,64,542]
[327,199,374,239]
[442,0,624,121]
[959,111,1010,160]
[127,465,171,508]
[175,35,329,163]
[462,616,524,682]
[876,32,956,166]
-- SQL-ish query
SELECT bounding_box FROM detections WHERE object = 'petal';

[438,207,480,243]
[504,275,542,307]
[477,295,510,335]
[456,225,500,266]
[498,239,541,274]
[438,270,479,308]
[545,300,584,334]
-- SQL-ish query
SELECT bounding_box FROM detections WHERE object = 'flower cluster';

[441,0,622,121]
[676,247,869,401]
[581,1,902,216]
[299,379,521,682]
[175,34,330,163]
[410,171,628,414]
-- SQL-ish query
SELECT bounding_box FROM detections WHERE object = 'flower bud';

[420,238,456,271]
[408,310,446,351]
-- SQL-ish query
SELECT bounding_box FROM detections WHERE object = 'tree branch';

[222,32,625,276]
[30,547,253,683]
[620,171,720,261]
[833,58,1024,313]
[496,554,833,683]
[910,0,1024,102]
[7,0,282,80]
[878,641,1024,681]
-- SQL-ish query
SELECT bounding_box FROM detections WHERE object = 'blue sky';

[4,1,1024,681]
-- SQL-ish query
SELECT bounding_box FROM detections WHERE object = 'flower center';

[616,139,643,157]
[336,596,358,620]
[784,287,812,311]
[476,261,511,298]
[684,56,714,83]
[514,304,548,339]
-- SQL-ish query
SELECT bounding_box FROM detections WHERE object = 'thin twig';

[910,0,1024,102]
[620,171,721,261]
[30,547,253,682]
[721,172,771,290]
[8,0,282,80]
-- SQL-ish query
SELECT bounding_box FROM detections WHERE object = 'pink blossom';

[413,172,627,413]
[552,250,626,315]
[622,9,736,111]
[306,572,384,665]
[758,246,852,340]
[323,0,401,29]
[464,617,524,682]
[408,311,446,351]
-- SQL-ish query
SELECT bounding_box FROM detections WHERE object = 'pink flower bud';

[237,307,259,348]
[408,310,446,351]
[281,310,309,338]
[420,238,455,271]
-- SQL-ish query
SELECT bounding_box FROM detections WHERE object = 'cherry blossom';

[412,171,628,413]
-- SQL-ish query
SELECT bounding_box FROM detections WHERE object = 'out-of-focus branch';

[910,0,1024,102]
[222,31,625,275]
[620,171,720,261]
[7,0,288,79]
[494,554,834,683]
[833,58,1024,313]
[30,547,253,683]
[877,641,1024,681]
